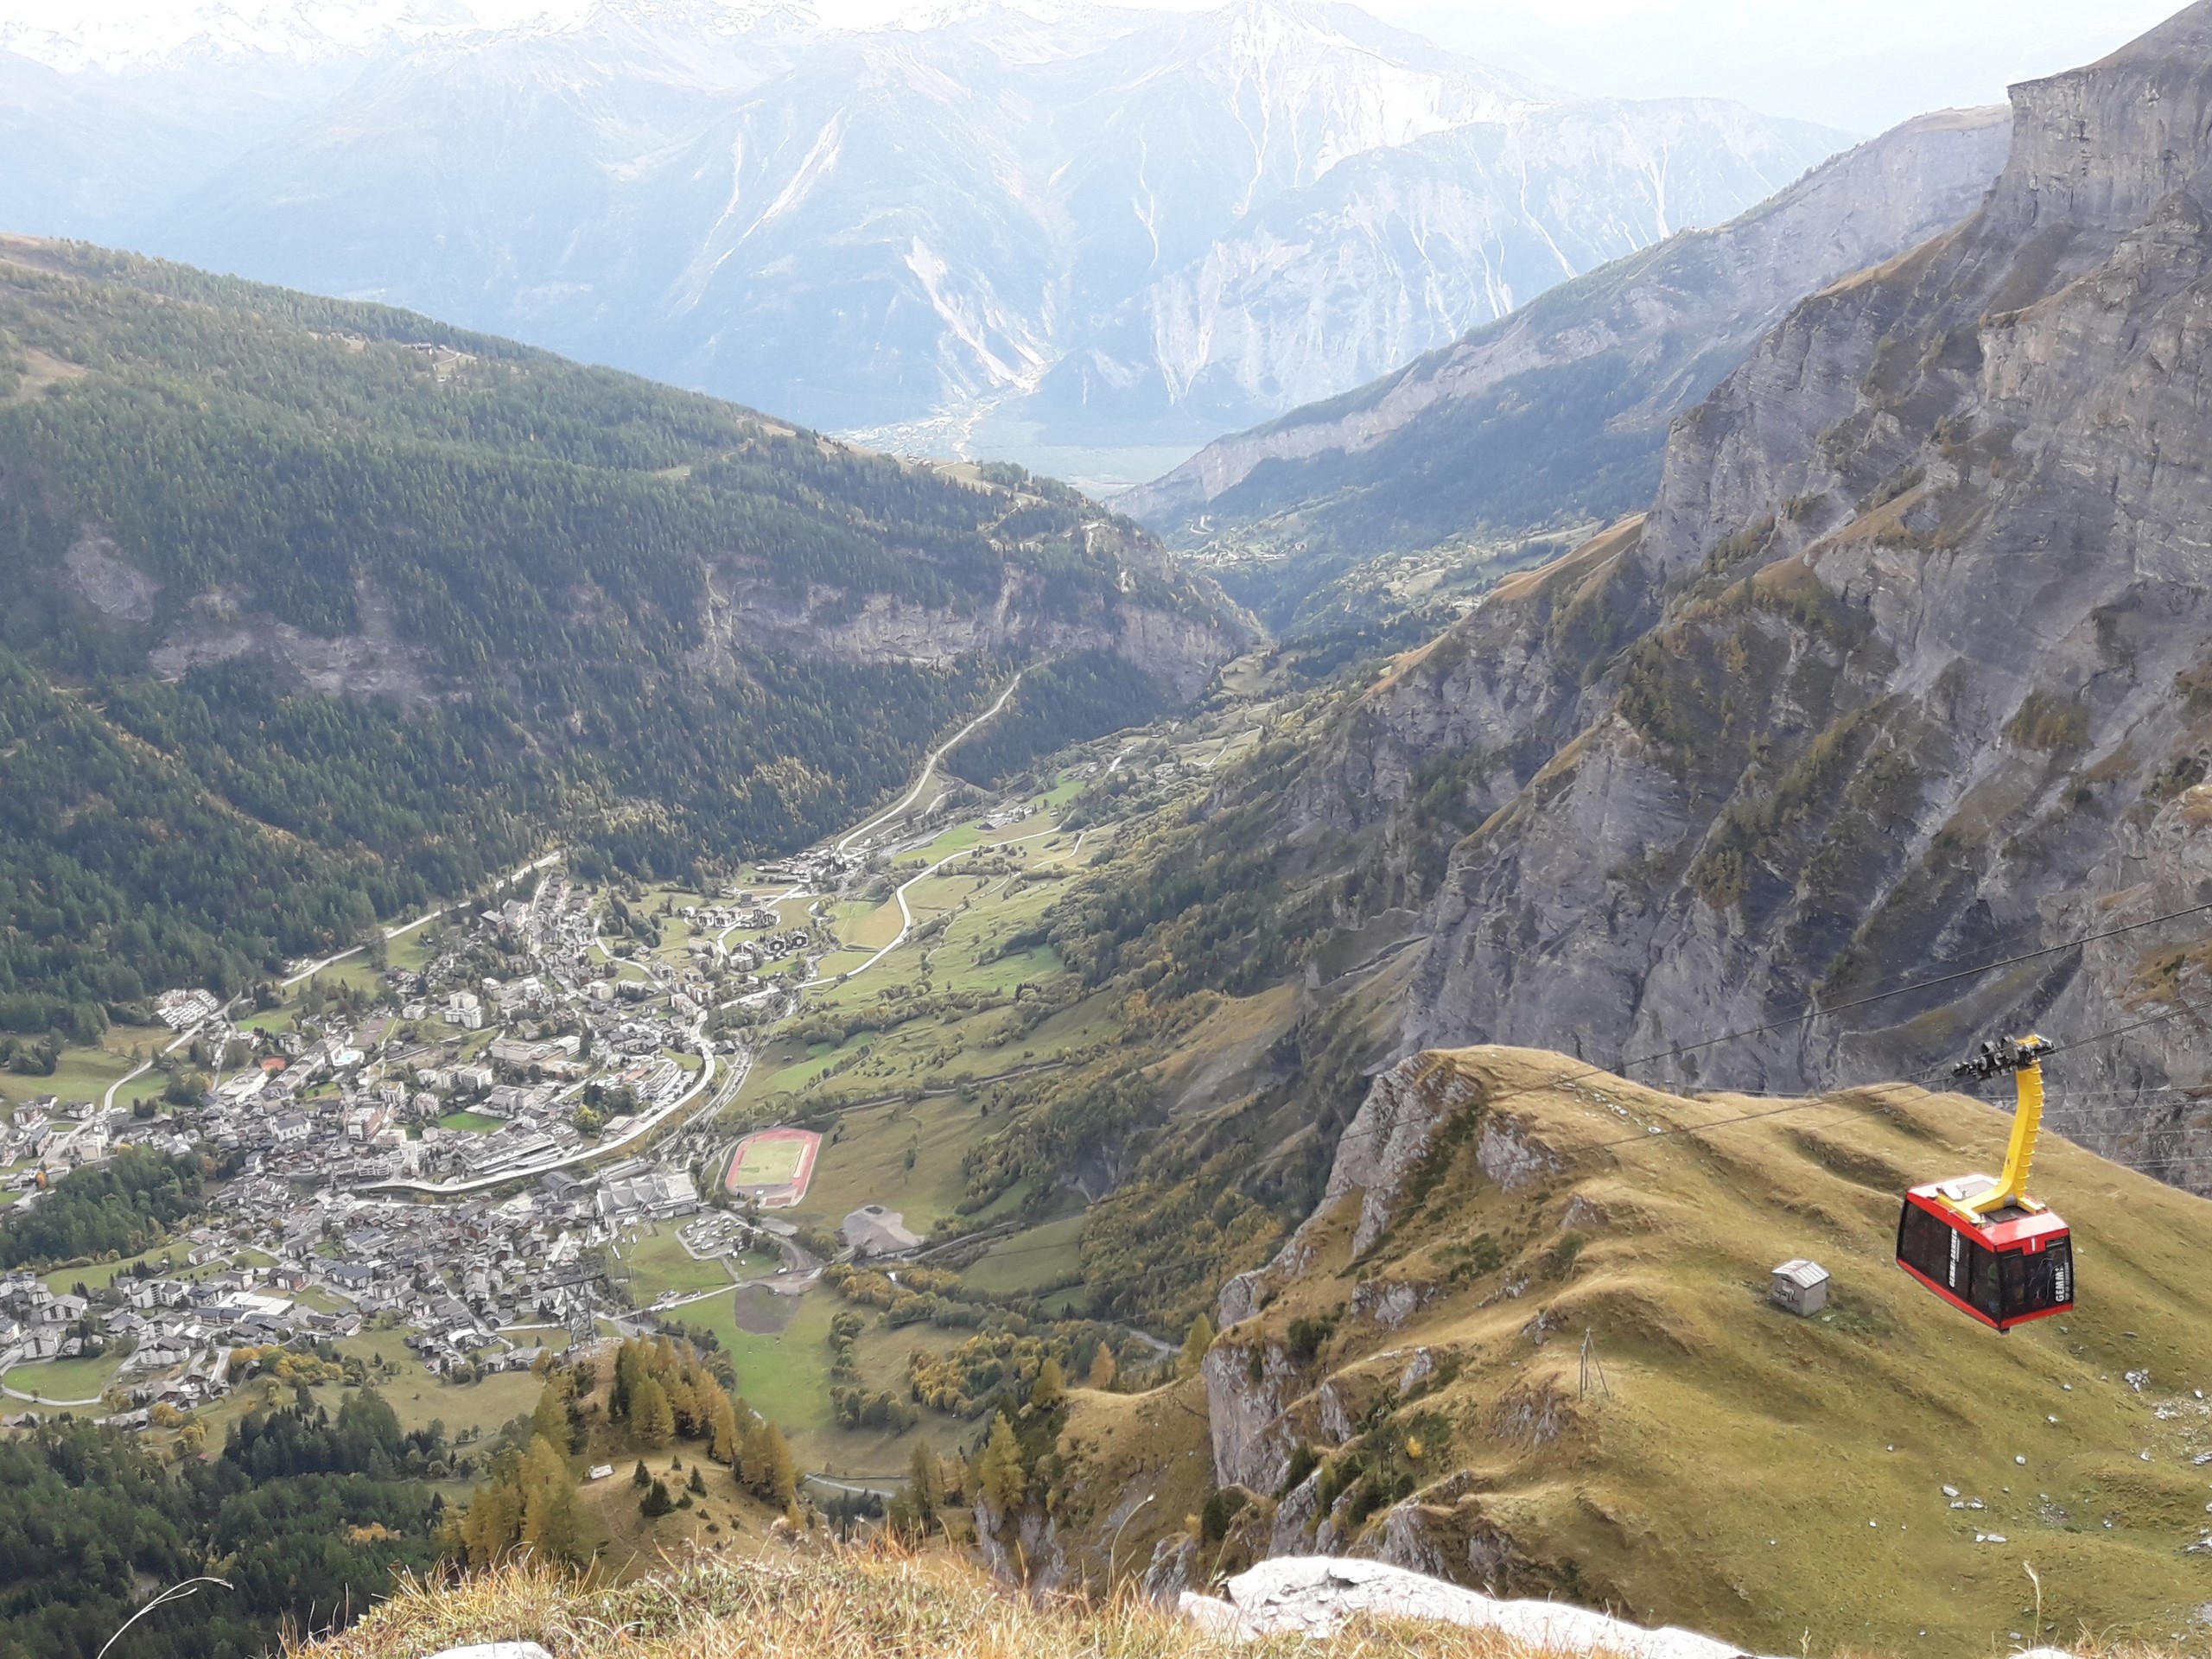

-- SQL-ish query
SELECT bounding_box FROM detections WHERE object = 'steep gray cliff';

[1005,96,1847,449]
[1354,3,2212,1188]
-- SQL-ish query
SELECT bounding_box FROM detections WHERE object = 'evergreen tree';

[454,1433,594,1568]
[1086,1345,1117,1391]
[611,1340,643,1421]
[456,1471,524,1569]
[1029,1355,1065,1410]
[666,1376,700,1437]
[709,1395,741,1465]
[528,1377,572,1455]
[907,1440,941,1530]
[517,1434,591,1565]
[739,1418,798,1510]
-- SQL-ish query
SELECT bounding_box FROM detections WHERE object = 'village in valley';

[0,693,1264,1486]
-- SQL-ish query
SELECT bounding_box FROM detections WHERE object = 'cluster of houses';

[0,869,759,1427]
[719,931,813,976]
[0,1255,328,1414]
[752,849,862,888]
[678,903,783,933]
[150,958,704,1191]
[0,1097,196,1182]
[0,1154,709,1420]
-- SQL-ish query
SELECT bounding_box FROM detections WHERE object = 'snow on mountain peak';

[0,0,496,70]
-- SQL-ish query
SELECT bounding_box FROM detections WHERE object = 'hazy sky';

[867,0,2179,133]
[0,0,2185,134]
[1392,0,2184,134]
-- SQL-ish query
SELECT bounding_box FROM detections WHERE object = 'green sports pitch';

[724,1127,821,1206]
[729,1135,806,1185]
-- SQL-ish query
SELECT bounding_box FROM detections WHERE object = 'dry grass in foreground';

[286,1549,1567,1659]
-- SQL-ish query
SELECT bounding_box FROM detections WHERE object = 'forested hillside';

[0,236,1240,1036]
[0,1400,454,1659]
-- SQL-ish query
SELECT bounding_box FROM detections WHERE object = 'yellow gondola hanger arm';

[1964,1035,2050,1216]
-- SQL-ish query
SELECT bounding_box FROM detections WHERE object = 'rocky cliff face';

[708,521,1247,705]
[1122,106,2009,619]
[1325,3,2212,1186]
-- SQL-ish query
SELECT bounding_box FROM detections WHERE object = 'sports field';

[725,1127,821,1208]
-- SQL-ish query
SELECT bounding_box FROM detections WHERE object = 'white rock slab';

[423,1645,553,1659]
[1189,1556,1785,1659]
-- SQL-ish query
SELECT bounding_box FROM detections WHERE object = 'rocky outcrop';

[1282,5,2212,1187]
[1203,1052,1499,1496]
[973,1497,1068,1591]
[1201,1336,1303,1496]
[1298,1053,1491,1260]
[1182,1557,1778,1659]
[1348,1275,1433,1330]
[1282,516,1656,851]
[149,578,437,702]
[1124,105,2010,564]
[713,565,1243,702]
[1142,1535,1200,1605]
[63,530,159,623]
[705,496,1249,704]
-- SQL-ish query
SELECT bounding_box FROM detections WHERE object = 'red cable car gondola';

[1894,1034,2074,1333]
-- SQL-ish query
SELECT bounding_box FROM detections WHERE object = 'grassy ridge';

[289,1552,1556,1659]
[1198,1046,2212,1654]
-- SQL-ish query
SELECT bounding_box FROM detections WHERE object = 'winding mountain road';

[835,671,1023,855]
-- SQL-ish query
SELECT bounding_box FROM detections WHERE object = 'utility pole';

[1579,1327,1610,1400]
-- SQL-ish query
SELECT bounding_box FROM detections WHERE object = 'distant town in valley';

[0,768,993,1421]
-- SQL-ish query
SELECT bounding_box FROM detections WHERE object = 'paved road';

[0,1386,108,1406]
[280,850,564,989]
[102,1014,209,1112]
[835,671,1022,855]
[354,1046,720,1197]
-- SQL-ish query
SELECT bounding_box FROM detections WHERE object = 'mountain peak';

[1996,0,2212,233]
